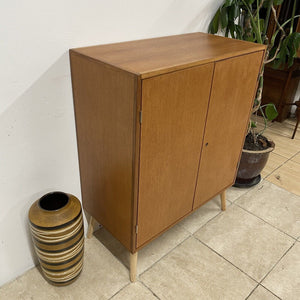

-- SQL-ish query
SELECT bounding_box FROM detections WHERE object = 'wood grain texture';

[70,51,137,251]
[136,64,214,247]
[71,32,265,79]
[193,51,265,208]
[70,33,266,255]
[131,77,142,252]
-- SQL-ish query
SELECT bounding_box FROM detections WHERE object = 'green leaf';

[251,121,257,128]
[208,9,221,34]
[228,3,240,20]
[224,0,235,7]
[263,0,284,7]
[273,0,284,5]
[244,0,255,5]
[236,24,243,39]
[221,7,229,28]
[286,32,300,67]
[290,32,300,53]
[225,27,230,37]
[229,22,236,38]
[265,104,278,121]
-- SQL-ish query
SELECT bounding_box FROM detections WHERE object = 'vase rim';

[242,139,275,154]
[38,191,69,212]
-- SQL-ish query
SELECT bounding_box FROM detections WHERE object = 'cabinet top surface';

[71,32,265,78]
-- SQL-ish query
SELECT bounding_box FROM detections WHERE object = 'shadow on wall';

[0,52,82,285]
[147,0,222,35]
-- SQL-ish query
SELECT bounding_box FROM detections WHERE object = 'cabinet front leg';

[129,252,138,282]
[87,216,96,238]
[220,190,226,211]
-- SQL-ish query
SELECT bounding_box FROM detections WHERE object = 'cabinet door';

[194,52,264,208]
[137,64,214,247]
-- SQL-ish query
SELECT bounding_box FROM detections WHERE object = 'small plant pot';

[28,192,84,286]
[234,140,275,188]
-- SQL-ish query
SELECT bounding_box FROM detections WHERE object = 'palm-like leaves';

[208,0,299,68]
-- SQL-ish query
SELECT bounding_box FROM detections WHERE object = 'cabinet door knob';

[205,142,208,146]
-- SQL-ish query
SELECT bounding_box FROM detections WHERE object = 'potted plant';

[208,0,300,187]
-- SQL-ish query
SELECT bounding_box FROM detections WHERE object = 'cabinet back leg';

[87,216,96,238]
[220,190,226,211]
[130,252,138,282]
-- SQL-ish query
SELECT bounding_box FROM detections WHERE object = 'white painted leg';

[130,252,138,282]
[220,190,226,211]
[87,216,96,238]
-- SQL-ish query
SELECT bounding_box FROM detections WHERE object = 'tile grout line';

[139,280,161,299]
[258,285,282,300]
[194,233,286,300]
[232,202,298,241]
[264,149,300,181]
[193,235,260,284]
[107,282,132,300]
[244,283,260,300]
[182,200,234,235]
[107,278,161,300]
[229,180,268,204]
[138,201,235,279]
[138,234,192,279]
[259,240,298,285]
[266,125,300,141]
[244,284,282,300]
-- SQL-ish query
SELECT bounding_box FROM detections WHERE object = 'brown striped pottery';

[28,192,84,286]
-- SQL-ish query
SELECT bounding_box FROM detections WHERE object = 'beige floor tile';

[262,242,300,300]
[111,282,157,300]
[263,129,300,158]
[292,152,300,164]
[194,205,294,281]
[247,285,280,300]
[261,152,288,178]
[226,185,255,203]
[94,224,190,275]
[267,119,300,140]
[266,160,300,197]
[235,181,300,238]
[140,237,256,300]
[178,196,229,234]
[0,237,129,300]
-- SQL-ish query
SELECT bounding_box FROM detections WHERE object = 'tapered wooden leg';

[291,110,299,139]
[220,190,226,211]
[87,216,96,238]
[129,252,138,282]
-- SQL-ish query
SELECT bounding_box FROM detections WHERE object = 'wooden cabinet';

[70,32,265,280]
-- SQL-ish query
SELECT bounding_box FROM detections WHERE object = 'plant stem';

[262,0,272,40]
[264,5,286,64]
[259,105,268,136]
[241,0,263,43]
[290,0,297,35]
[257,0,262,39]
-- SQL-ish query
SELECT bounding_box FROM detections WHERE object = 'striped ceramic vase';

[29,192,84,286]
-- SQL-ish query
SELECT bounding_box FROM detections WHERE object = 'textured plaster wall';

[0,0,223,285]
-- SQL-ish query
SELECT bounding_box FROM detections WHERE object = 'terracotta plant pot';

[234,140,275,187]
[28,192,84,286]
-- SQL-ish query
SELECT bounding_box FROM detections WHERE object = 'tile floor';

[1,117,300,299]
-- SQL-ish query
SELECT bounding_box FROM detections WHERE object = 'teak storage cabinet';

[70,32,265,279]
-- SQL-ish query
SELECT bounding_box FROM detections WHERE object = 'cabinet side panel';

[194,51,264,208]
[137,64,214,247]
[70,52,136,251]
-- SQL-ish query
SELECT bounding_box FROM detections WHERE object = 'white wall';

[0,0,223,286]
